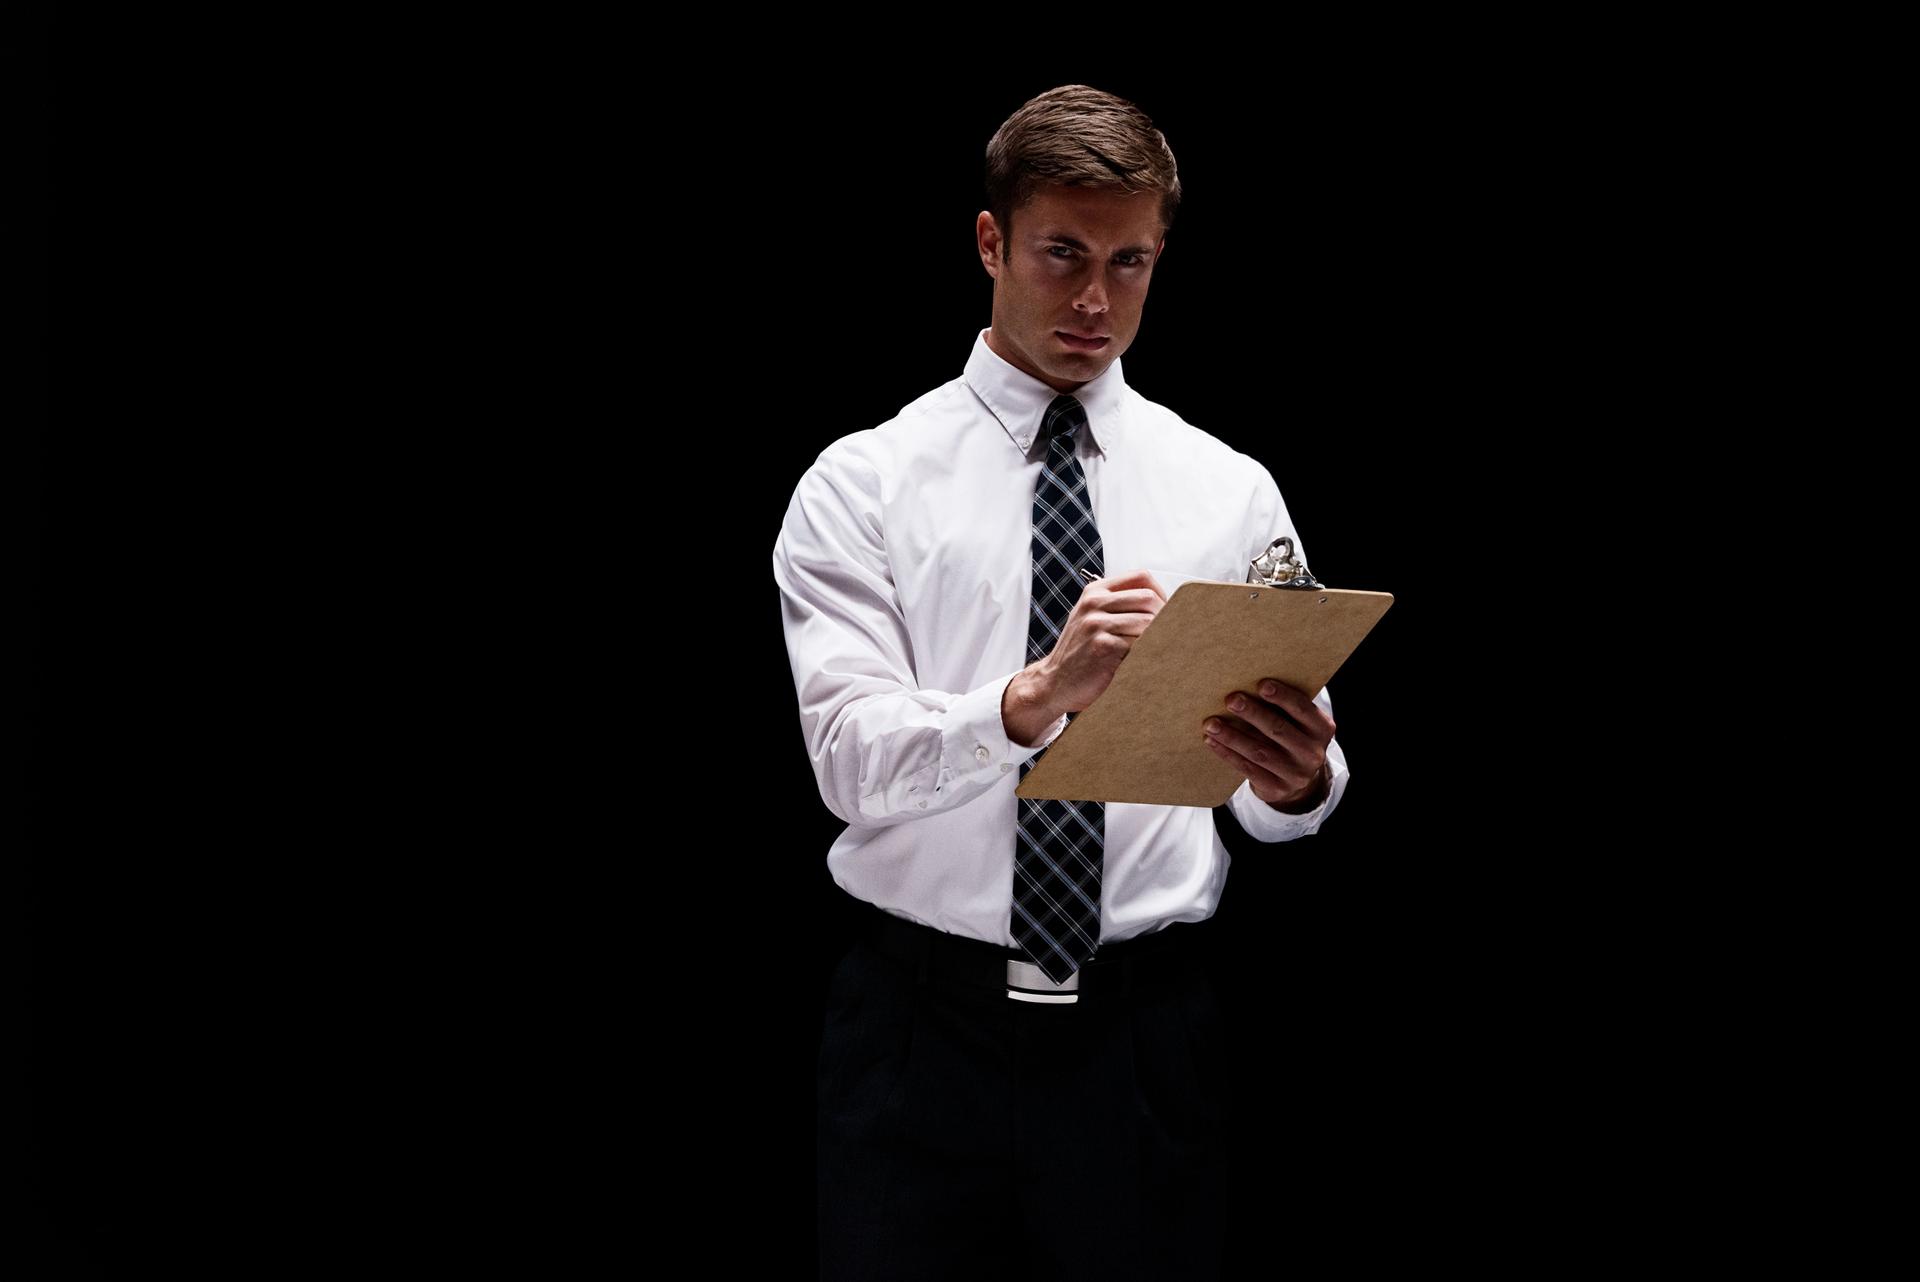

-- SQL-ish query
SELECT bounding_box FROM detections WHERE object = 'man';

[774,84,1348,1280]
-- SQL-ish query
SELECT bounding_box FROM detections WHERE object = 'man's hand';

[1003,568,1168,746]
[1201,678,1334,813]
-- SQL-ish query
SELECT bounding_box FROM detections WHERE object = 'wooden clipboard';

[1014,551,1392,807]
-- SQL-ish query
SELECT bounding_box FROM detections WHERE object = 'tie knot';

[1043,394,1087,447]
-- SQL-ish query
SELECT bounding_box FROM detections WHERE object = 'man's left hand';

[1201,678,1334,812]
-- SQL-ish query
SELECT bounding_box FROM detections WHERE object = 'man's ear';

[976,210,1002,280]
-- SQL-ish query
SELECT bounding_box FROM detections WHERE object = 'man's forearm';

[1002,664,1068,748]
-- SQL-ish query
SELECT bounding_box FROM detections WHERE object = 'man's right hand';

[1003,568,1168,747]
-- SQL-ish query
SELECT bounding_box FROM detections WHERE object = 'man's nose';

[1075,277,1110,312]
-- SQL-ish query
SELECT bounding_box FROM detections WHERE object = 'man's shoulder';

[1122,389,1264,480]
[807,376,970,471]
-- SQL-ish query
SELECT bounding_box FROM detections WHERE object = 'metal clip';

[1247,536,1323,590]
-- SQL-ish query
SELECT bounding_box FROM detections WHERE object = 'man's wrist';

[1002,664,1066,748]
[1267,760,1331,814]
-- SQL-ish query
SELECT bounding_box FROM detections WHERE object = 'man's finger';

[1202,730,1296,795]
[1096,587,1165,614]
[1253,679,1336,742]
[1098,567,1167,604]
[1203,713,1306,778]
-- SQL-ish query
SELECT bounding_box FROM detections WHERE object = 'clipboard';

[1014,537,1393,807]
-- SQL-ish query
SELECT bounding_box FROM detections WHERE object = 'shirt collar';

[964,326,1126,457]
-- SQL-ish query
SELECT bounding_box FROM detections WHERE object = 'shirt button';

[975,745,991,763]
[917,800,927,809]
[1000,763,1011,773]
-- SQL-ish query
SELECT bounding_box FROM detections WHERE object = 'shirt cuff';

[941,667,1070,785]
[1226,753,1343,842]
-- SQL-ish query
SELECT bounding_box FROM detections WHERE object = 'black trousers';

[817,898,1229,1281]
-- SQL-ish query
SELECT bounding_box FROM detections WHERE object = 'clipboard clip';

[1247,536,1323,590]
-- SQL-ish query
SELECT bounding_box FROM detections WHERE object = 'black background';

[707,70,1638,1271]
[33,44,1742,1270]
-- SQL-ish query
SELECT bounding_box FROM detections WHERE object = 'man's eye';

[1048,247,1146,266]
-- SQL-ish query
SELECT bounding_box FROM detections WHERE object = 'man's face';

[976,184,1166,394]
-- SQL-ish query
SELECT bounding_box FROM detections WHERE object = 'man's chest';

[886,453,1250,666]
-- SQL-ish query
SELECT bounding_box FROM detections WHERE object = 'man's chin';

[1056,352,1112,378]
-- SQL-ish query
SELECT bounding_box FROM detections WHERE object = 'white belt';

[1006,957,1080,1004]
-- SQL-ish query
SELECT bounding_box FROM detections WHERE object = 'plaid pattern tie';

[1013,393,1106,987]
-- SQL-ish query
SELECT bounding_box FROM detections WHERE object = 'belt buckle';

[1007,957,1079,1004]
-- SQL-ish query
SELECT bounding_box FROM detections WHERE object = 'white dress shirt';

[772,326,1349,947]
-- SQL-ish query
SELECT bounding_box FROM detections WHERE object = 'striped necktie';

[1013,393,1106,987]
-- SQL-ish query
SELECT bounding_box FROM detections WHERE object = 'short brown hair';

[984,84,1182,264]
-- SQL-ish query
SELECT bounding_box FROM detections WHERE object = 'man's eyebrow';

[1038,232,1158,257]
